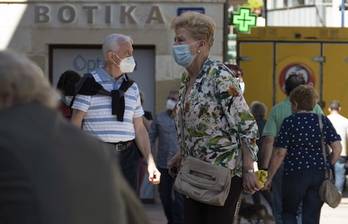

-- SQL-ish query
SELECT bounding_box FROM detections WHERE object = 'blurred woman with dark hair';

[56,70,81,119]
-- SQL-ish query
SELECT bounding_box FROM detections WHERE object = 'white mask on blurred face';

[166,99,176,110]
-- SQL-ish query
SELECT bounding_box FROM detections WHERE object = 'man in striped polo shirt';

[71,33,161,191]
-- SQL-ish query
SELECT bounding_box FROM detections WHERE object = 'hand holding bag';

[318,114,342,208]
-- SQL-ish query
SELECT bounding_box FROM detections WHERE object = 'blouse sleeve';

[214,66,259,160]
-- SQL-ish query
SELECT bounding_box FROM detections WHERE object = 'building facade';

[1,0,245,114]
[266,0,348,27]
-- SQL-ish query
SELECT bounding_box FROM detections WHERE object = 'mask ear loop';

[112,52,121,68]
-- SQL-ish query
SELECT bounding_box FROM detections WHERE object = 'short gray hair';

[250,101,267,120]
[329,100,340,111]
[0,50,57,111]
[102,34,133,61]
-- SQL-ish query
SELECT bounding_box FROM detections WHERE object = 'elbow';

[331,140,343,156]
[275,147,287,158]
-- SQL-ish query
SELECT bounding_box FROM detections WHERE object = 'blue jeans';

[158,168,183,224]
[282,170,325,224]
[334,156,346,192]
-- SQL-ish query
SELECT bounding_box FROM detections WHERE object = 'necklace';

[297,110,312,113]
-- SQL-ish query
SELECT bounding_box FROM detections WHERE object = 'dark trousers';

[282,170,325,224]
[118,144,139,193]
[158,168,183,224]
[182,176,243,224]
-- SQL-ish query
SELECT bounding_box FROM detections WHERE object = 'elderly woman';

[168,12,260,224]
[264,85,342,224]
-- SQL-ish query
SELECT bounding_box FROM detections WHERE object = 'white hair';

[0,50,58,111]
[102,34,133,61]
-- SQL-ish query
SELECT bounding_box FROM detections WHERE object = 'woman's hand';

[242,172,261,193]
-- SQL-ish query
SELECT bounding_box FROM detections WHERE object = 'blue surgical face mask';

[172,41,200,67]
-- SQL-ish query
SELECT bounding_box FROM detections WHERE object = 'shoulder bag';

[318,114,342,208]
[173,108,236,206]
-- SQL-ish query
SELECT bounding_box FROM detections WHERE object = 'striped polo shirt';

[72,66,144,143]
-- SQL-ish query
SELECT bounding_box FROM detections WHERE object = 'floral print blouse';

[173,57,259,177]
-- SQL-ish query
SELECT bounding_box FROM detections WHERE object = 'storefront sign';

[35,5,165,24]
[177,7,205,16]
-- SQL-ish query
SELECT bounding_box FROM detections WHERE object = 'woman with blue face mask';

[168,11,260,224]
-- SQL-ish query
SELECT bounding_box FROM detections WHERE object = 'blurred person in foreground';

[0,50,150,224]
[56,69,81,120]
[327,100,348,192]
[148,90,183,224]
[263,85,342,224]
[71,33,160,191]
[167,12,260,224]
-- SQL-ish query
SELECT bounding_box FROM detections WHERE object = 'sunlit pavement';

[143,189,348,224]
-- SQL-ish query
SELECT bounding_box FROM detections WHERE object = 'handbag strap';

[178,107,185,151]
[318,114,330,180]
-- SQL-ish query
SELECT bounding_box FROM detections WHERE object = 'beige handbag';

[174,108,235,206]
[318,114,342,208]
[174,155,234,206]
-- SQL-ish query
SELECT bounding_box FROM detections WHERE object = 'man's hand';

[147,163,161,184]
[263,178,272,191]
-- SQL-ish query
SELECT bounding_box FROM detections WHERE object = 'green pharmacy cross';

[232,7,257,33]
